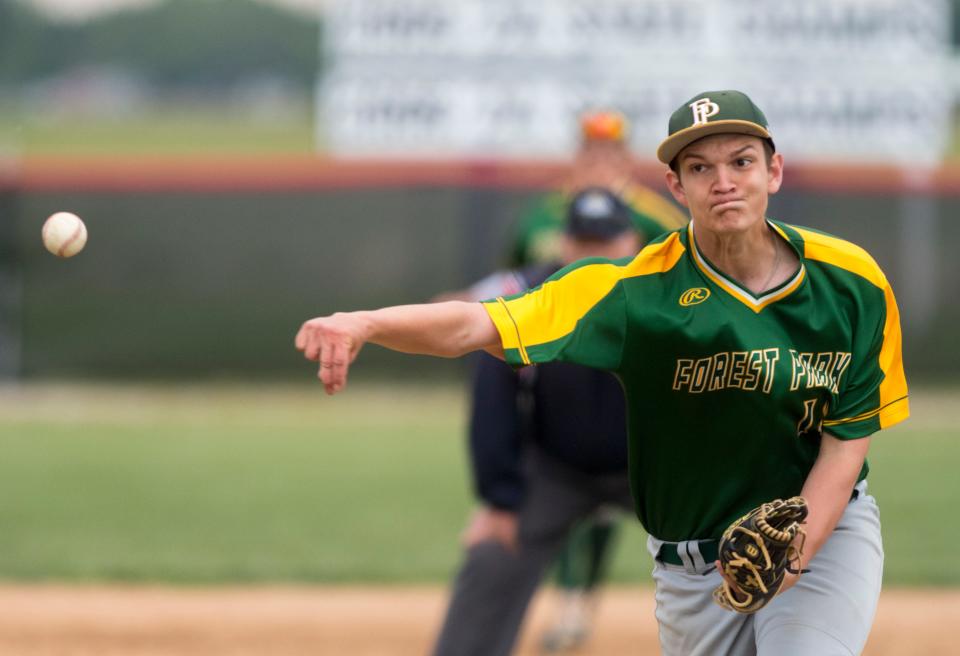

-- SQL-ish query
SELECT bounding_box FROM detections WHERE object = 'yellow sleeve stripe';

[483,297,530,364]
[484,233,685,356]
[823,395,909,427]
[877,280,909,427]
[794,227,887,289]
[879,396,910,429]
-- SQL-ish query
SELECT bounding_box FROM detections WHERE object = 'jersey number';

[797,398,829,437]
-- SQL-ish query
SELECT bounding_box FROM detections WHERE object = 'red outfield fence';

[5,155,960,195]
[0,156,957,379]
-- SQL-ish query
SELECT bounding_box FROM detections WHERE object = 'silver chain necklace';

[760,231,783,292]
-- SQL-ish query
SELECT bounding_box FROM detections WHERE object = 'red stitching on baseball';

[57,221,83,257]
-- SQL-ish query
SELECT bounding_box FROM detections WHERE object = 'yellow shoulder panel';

[625,231,687,277]
[794,227,887,289]
[487,233,685,353]
[878,281,909,428]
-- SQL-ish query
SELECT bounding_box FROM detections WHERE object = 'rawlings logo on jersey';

[679,287,711,306]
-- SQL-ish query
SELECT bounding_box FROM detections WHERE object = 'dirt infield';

[0,585,953,655]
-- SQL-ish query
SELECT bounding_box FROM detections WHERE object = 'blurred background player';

[509,109,687,267]
[431,188,640,656]
[435,110,688,651]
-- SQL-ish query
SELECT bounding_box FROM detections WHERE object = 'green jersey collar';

[687,220,806,313]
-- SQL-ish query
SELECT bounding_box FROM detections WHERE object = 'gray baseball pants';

[647,480,882,656]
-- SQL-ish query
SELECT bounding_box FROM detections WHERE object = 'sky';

[28,0,322,20]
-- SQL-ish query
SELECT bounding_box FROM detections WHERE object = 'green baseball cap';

[656,90,774,164]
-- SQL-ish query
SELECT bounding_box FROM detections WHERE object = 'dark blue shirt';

[470,263,629,511]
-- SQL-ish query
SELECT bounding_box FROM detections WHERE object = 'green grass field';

[0,382,957,586]
[0,108,316,156]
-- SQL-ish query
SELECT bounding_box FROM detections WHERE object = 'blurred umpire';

[509,109,687,267]
[431,188,639,656]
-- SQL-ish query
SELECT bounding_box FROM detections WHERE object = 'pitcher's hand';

[295,312,369,395]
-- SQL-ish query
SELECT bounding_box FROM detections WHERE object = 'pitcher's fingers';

[318,340,334,384]
[320,361,340,394]
[319,338,346,389]
[303,335,319,361]
[297,322,322,358]
[320,352,346,395]
[298,323,323,361]
[294,323,308,351]
[329,339,351,390]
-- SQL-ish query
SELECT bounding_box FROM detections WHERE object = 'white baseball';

[42,212,88,258]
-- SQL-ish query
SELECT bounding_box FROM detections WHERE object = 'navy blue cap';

[566,188,632,240]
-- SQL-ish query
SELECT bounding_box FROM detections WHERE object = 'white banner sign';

[318,0,951,163]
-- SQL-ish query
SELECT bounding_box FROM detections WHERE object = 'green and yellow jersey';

[510,183,688,266]
[484,221,909,541]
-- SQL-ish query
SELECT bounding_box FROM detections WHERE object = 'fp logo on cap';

[689,98,720,125]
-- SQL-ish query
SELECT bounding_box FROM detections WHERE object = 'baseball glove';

[713,496,808,614]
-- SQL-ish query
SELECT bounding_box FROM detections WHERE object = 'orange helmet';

[579,110,629,142]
